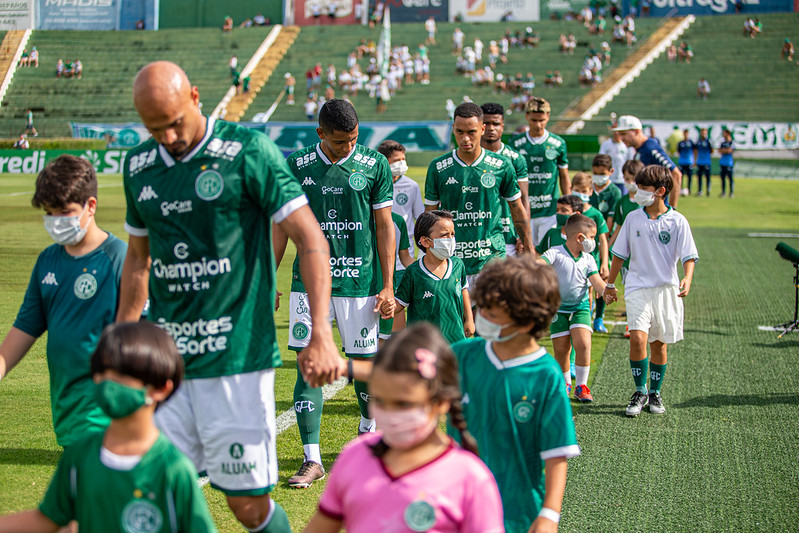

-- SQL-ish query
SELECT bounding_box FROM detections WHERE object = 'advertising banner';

[648,0,793,17]
[0,0,34,30]
[646,120,799,151]
[293,0,357,26]
[540,0,589,19]
[0,149,128,174]
[70,123,150,149]
[449,0,540,22]
[384,0,449,22]
[37,0,118,30]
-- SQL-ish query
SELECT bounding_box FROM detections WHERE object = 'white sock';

[575,365,590,387]
[303,444,322,465]
[359,416,376,433]
[246,499,275,532]
[563,371,572,386]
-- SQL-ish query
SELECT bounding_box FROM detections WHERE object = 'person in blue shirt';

[614,115,682,208]
[718,128,735,198]
[693,128,713,197]
[676,129,695,196]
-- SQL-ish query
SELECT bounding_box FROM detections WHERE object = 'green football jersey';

[123,117,306,379]
[611,194,640,231]
[509,130,569,219]
[590,183,622,222]
[534,226,566,255]
[286,143,393,297]
[424,149,521,275]
[39,432,217,532]
[395,257,468,344]
[14,234,126,446]
[493,143,528,245]
[449,339,580,533]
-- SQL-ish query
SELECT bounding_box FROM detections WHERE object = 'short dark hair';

[556,194,584,213]
[635,164,673,195]
[377,139,406,158]
[91,322,184,401]
[454,102,483,121]
[480,102,505,116]
[592,154,613,170]
[472,256,561,339]
[32,155,97,209]
[318,98,359,133]
[414,210,453,251]
[622,159,644,177]
[564,213,597,238]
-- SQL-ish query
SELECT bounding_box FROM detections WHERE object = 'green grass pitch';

[0,170,798,531]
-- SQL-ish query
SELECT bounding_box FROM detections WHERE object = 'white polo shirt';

[542,244,598,312]
[392,174,424,242]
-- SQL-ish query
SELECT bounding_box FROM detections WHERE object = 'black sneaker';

[288,461,325,488]
[648,392,666,414]
[625,391,649,417]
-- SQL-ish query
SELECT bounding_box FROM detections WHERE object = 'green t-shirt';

[286,143,393,297]
[14,234,126,446]
[494,142,528,245]
[395,257,468,345]
[391,211,411,275]
[611,194,641,231]
[509,131,569,219]
[424,149,521,275]
[590,183,622,223]
[534,226,566,255]
[449,339,580,533]
[583,205,609,267]
[39,432,217,532]
[123,117,306,379]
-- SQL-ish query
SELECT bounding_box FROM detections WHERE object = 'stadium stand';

[579,13,799,135]
[0,27,272,137]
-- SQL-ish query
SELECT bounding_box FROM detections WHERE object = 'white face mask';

[475,311,519,342]
[389,160,408,177]
[574,191,591,203]
[43,204,88,246]
[634,189,656,207]
[581,236,596,254]
[370,405,438,450]
[428,237,456,260]
[592,174,610,186]
[626,181,638,194]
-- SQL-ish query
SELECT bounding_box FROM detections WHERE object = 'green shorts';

[379,269,405,339]
[550,306,592,338]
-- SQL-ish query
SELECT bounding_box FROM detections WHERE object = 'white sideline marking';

[758,326,792,332]
[748,233,799,239]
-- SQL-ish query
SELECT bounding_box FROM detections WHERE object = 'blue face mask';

[574,191,591,203]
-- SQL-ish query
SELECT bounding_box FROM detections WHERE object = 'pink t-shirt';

[318,433,504,533]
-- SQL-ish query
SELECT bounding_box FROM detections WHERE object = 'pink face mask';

[370,405,439,450]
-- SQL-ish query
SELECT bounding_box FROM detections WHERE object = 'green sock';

[595,296,606,320]
[252,501,292,533]
[630,357,649,394]
[354,379,371,418]
[293,365,323,445]
[649,363,667,393]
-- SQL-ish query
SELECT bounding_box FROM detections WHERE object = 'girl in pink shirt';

[304,324,504,533]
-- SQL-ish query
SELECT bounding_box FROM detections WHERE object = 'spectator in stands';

[453,27,465,54]
[222,15,233,31]
[667,43,677,62]
[624,15,637,46]
[232,70,241,94]
[74,59,82,79]
[612,17,626,43]
[253,13,268,26]
[697,78,711,99]
[13,134,28,149]
[30,47,38,68]
[445,98,456,120]
[523,27,540,47]
[641,0,651,16]
[312,62,322,92]
[600,41,612,65]
[229,55,238,76]
[19,49,29,67]
[579,5,593,27]
[553,70,563,86]
[591,15,607,35]
[501,10,514,21]
[55,58,63,78]
[239,18,253,28]
[304,96,318,120]
[328,2,338,23]
[135,18,145,30]
[678,41,693,63]
[781,38,794,62]
[24,109,37,137]
[242,75,251,93]
[474,38,484,63]
[425,16,437,46]
[284,72,296,104]
[748,18,763,39]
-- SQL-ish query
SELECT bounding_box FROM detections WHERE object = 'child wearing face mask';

[0,322,218,533]
[540,214,608,402]
[394,210,475,344]
[0,155,130,448]
[605,165,698,418]
[454,256,580,533]
[377,140,424,250]
[571,172,610,333]
[305,323,504,533]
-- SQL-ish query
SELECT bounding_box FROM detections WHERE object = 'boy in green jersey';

[0,155,127,447]
[535,194,583,255]
[395,210,474,344]
[589,154,621,333]
[378,211,414,344]
[453,256,580,533]
[0,321,218,533]
[572,172,610,334]
[509,97,571,247]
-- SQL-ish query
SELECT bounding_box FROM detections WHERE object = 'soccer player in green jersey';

[0,321,218,533]
[453,256,580,533]
[480,102,529,256]
[425,102,532,289]
[509,97,571,248]
[277,99,396,489]
[117,62,340,533]
[0,155,126,448]
[395,210,474,344]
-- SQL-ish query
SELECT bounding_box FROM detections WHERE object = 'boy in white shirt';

[605,165,698,417]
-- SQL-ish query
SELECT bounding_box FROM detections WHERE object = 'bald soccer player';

[117,61,342,532]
